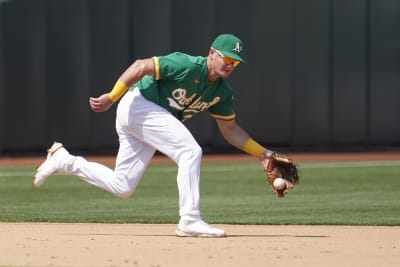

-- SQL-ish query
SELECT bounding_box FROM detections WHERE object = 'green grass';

[0,160,399,225]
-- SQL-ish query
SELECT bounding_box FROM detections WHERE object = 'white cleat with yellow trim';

[33,142,69,188]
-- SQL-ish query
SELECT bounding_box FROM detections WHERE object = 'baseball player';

[34,34,275,237]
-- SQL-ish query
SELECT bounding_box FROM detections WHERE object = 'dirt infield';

[1,152,400,267]
[0,223,399,267]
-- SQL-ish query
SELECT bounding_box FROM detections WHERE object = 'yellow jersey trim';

[210,113,236,121]
[153,56,160,80]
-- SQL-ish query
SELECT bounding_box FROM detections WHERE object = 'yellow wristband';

[242,138,266,157]
[108,80,128,102]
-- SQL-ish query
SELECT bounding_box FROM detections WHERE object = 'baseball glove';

[262,153,299,198]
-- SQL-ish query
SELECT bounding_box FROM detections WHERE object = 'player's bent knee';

[112,181,136,199]
[179,144,202,164]
[111,173,142,199]
[193,145,202,159]
[187,144,202,158]
[114,189,133,199]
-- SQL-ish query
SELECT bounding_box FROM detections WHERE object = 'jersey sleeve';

[153,53,189,81]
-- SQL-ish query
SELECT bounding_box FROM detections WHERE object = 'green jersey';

[134,52,235,121]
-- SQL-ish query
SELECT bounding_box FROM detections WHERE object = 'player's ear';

[208,49,219,62]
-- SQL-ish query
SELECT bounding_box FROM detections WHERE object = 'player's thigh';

[117,89,200,163]
[114,130,156,186]
[141,111,201,162]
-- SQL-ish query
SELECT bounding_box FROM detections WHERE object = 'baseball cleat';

[176,220,226,238]
[33,142,68,188]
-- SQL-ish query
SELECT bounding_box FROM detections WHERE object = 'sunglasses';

[214,49,240,67]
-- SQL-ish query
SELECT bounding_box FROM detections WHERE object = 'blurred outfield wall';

[1,0,400,154]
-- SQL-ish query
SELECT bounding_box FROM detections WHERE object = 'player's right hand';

[89,93,113,112]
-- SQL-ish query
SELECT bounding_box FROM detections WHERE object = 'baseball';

[273,178,286,190]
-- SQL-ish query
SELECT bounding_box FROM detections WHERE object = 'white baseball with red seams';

[273,178,286,190]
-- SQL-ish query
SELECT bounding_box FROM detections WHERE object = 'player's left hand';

[89,94,114,112]
[260,151,300,198]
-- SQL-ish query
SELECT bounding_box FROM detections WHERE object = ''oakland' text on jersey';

[134,52,236,121]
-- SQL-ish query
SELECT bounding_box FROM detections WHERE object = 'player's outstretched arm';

[216,119,299,198]
[216,119,250,150]
[216,119,271,159]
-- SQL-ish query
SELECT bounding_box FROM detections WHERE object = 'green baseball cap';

[211,34,246,63]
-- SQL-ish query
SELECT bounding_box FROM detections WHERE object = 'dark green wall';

[1,0,400,154]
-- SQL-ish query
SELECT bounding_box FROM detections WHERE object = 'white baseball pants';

[61,88,202,221]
